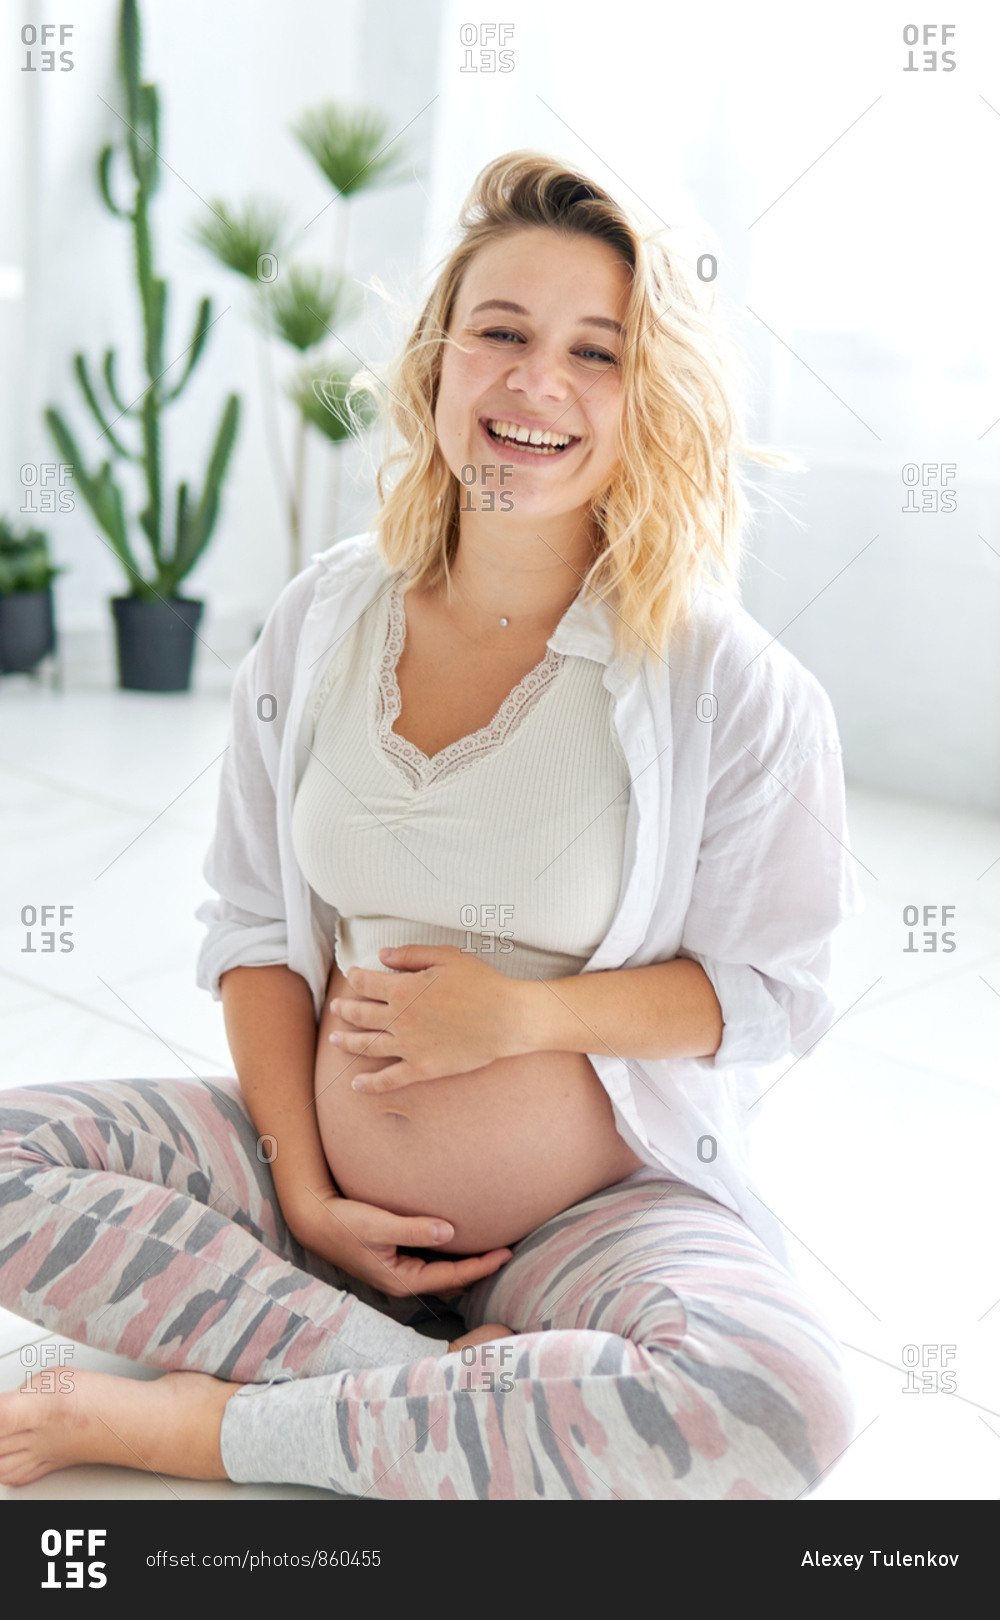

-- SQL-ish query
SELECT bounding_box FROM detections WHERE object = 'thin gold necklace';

[450,575,583,634]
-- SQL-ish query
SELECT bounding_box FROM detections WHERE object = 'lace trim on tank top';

[375,574,565,789]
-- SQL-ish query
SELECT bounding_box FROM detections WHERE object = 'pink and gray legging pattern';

[0,1076,856,1499]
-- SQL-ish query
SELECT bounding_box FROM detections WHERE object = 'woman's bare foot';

[0,1333,515,1488]
[0,1367,243,1488]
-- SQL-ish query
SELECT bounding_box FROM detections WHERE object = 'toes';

[0,1450,38,1487]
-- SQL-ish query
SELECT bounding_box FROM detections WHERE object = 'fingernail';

[351,1077,366,1091]
[431,1223,453,1242]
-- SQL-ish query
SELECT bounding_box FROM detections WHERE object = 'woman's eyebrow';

[467,298,623,336]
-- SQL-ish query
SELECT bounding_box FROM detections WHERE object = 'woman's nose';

[503,347,573,401]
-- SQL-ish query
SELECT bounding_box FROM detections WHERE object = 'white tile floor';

[1,656,998,1500]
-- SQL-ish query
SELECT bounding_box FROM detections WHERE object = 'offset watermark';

[901,1342,957,1393]
[458,23,515,73]
[20,462,74,515]
[459,903,514,955]
[20,904,74,954]
[901,462,957,513]
[256,1133,278,1164]
[20,1340,75,1392]
[459,462,514,512]
[695,693,718,722]
[901,23,956,72]
[459,1341,515,1393]
[902,904,956,953]
[40,1529,107,1591]
[20,23,74,72]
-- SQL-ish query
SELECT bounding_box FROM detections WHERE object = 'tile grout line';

[828,945,1000,1018]
[0,1330,57,1367]
[814,1033,1000,1102]
[0,968,230,1073]
[0,755,225,832]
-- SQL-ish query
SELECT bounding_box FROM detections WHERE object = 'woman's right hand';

[290,1186,513,1299]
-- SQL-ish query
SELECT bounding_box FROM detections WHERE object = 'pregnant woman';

[0,152,862,1499]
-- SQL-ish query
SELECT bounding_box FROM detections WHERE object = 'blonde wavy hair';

[352,149,793,673]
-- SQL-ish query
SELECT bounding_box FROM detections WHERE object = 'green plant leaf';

[135,80,160,195]
[168,480,191,583]
[44,408,98,507]
[291,102,408,197]
[165,296,213,400]
[97,145,131,218]
[133,202,165,377]
[72,353,134,459]
[102,348,131,415]
[191,197,287,281]
[137,390,162,560]
[120,0,141,123]
[95,461,147,585]
[261,264,358,352]
[171,393,240,584]
[0,518,61,593]
[0,515,48,550]
[290,360,377,445]
[46,407,150,589]
[146,276,167,380]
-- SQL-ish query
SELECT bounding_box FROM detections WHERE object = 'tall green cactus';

[45,0,239,601]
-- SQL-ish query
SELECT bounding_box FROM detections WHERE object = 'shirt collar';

[313,533,627,679]
[546,583,619,667]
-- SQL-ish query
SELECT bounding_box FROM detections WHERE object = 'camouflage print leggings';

[0,1076,855,1500]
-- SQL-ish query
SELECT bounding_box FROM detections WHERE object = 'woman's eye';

[477,329,617,365]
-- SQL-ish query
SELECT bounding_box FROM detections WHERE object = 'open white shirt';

[196,532,864,1270]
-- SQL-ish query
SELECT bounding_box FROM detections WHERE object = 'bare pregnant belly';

[314,961,644,1255]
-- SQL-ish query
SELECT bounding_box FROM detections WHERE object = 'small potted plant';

[0,517,60,674]
[45,0,239,692]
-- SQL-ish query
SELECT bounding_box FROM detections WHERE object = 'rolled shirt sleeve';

[195,644,290,998]
[678,660,864,1070]
[195,566,323,1001]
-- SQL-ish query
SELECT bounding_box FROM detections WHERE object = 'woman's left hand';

[328,945,536,1092]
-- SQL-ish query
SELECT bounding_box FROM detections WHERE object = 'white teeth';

[486,419,573,449]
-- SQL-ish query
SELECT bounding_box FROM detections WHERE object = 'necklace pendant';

[499,617,509,627]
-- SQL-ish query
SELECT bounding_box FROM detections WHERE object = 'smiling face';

[434,226,631,531]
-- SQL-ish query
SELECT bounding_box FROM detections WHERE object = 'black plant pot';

[111,595,203,692]
[0,587,56,673]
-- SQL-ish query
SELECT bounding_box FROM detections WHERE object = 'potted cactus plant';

[0,518,60,674]
[45,0,239,691]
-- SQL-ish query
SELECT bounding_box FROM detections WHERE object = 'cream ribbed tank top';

[291,574,630,982]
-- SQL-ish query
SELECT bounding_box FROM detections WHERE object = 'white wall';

[422,0,1000,812]
[4,0,998,809]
